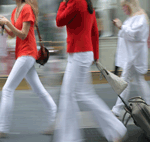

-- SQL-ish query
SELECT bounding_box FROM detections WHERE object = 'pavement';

[0,81,149,142]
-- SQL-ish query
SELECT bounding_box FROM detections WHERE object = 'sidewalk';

[0,82,149,141]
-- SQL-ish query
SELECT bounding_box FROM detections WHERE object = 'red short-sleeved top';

[11,4,38,59]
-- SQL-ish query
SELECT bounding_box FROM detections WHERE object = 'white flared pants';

[53,52,127,142]
[0,56,57,133]
[112,65,150,116]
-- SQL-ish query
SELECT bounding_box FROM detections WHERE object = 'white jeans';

[112,65,150,116]
[53,52,127,142]
[0,56,57,133]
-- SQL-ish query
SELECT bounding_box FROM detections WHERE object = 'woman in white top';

[112,0,150,117]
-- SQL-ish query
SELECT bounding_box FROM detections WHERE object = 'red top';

[56,0,99,60]
[11,4,38,59]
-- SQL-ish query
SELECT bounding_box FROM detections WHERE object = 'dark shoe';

[0,132,8,138]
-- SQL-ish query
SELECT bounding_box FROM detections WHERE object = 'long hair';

[66,0,93,14]
[22,0,39,24]
[121,0,149,25]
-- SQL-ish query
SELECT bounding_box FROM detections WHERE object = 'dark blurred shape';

[0,0,15,5]
[1,25,4,36]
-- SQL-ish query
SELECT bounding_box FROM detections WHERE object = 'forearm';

[4,26,15,37]
[6,21,26,40]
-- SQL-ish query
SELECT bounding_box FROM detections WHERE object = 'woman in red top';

[53,0,127,142]
[0,0,57,137]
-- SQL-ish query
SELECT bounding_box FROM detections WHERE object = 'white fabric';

[112,65,150,117]
[115,14,149,74]
[0,56,57,133]
[53,52,127,142]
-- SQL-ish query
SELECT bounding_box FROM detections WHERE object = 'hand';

[0,16,9,26]
[63,0,66,2]
[113,18,122,29]
[92,59,99,64]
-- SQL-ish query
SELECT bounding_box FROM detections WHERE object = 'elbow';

[56,18,65,27]
[56,21,63,27]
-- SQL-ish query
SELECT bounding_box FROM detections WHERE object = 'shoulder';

[11,7,16,21]
[22,4,34,15]
[67,0,85,7]
[22,4,33,12]
[23,4,32,9]
[133,15,145,22]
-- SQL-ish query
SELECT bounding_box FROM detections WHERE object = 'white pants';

[112,65,150,116]
[53,52,127,142]
[0,56,57,133]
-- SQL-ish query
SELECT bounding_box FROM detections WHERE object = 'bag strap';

[35,24,45,52]
[128,96,144,101]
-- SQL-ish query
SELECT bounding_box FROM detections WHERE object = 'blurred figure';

[0,0,57,137]
[0,27,8,75]
[112,0,150,118]
[53,0,127,142]
[96,11,103,37]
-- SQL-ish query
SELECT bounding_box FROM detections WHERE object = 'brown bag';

[35,24,50,66]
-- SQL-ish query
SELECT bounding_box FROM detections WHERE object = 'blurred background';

[0,0,150,88]
[0,1,150,142]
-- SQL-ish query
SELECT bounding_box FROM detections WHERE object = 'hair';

[86,0,93,14]
[120,0,149,24]
[66,0,93,14]
[22,0,39,25]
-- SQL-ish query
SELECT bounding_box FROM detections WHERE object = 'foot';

[0,132,8,138]
[42,129,54,135]
[42,123,55,135]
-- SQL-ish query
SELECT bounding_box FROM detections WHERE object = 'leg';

[134,72,150,105]
[0,56,35,133]
[25,66,57,130]
[75,67,127,142]
[53,54,87,142]
[112,66,135,117]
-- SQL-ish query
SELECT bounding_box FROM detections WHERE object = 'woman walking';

[112,0,150,118]
[0,0,57,137]
[53,0,127,142]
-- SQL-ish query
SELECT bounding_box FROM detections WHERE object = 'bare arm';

[6,21,30,40]
[4,26,15,37]
[0,16,30,40]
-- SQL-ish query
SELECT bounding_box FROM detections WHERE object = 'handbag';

[35,24,50,66]
[95,62,128,95]
[122,96,150,139]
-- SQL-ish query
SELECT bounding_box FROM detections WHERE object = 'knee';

[2,87,14,98]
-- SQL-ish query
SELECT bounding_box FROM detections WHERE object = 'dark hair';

[66,0,93,14]
[86,0,93,14]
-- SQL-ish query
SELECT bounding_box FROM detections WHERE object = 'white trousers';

[0,56,57,133]
[112,65,150,116]
[53,52,127,142]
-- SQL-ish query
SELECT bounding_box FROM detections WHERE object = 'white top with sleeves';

[115,14,149,74]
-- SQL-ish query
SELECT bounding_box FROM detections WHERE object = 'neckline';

[14,4,26,24]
